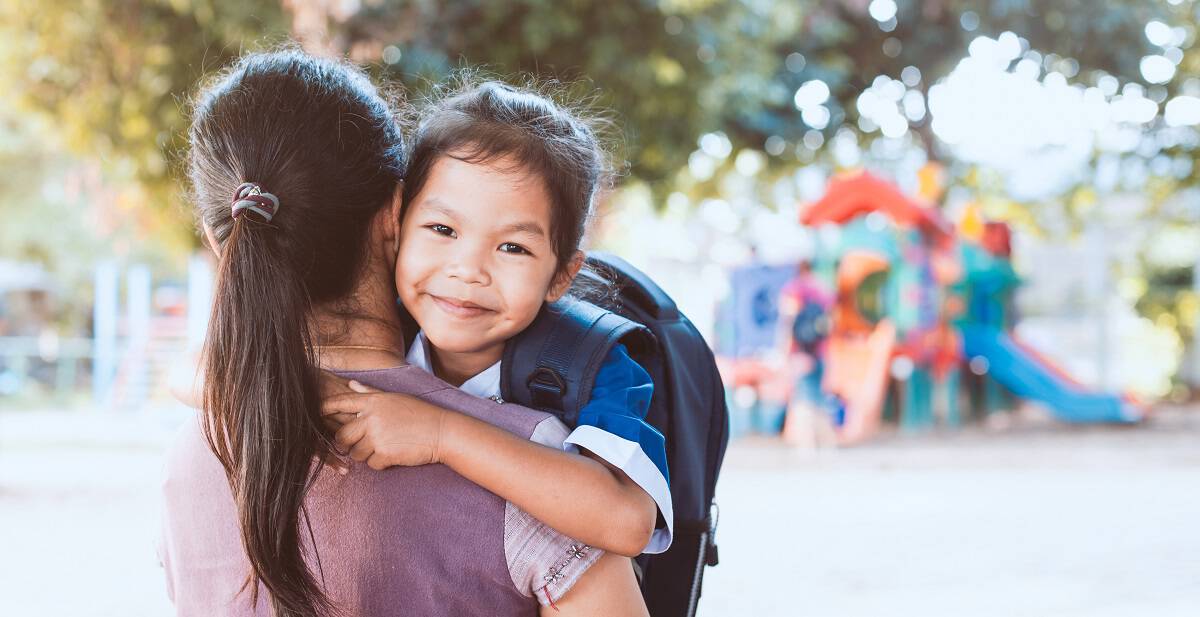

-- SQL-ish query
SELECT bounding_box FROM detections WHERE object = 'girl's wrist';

[434,408,468,467]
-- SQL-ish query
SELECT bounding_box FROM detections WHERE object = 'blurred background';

[1,1,1199,615]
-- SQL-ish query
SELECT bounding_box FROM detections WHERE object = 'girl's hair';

[189,49,405,617]
[403,79,613,275]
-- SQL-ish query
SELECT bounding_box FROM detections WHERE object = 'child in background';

[323,80,672,557]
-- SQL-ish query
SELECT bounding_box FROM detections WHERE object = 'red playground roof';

[800,171,951,238]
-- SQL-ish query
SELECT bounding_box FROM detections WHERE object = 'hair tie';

[232,182,281,222]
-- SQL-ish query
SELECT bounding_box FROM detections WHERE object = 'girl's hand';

[321,381,449,470]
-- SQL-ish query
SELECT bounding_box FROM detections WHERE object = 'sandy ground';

[1,405,1198,616]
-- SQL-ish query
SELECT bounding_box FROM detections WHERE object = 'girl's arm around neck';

[322,381,657,556]
[440,411,657,558]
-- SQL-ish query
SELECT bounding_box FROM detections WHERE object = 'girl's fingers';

[321,391,370,417]
[348,380,381,394]
[335,419,369,450]
[349,442,373,463]
[323,412,357,430]
[366,453,390,471]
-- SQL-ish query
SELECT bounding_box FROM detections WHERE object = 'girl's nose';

[445,248,491,286]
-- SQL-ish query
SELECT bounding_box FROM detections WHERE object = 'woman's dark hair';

[403,79,613,276]
[189,49,405,617]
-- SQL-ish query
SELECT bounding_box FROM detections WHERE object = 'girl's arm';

[543,553,648,617]
[324,387,657,557]
[443,408,657,557]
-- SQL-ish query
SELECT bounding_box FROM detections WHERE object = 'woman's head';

[191,49,406,281]
[189,49,405,617]
[396,80,611,358]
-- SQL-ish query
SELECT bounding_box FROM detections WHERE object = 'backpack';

[791,300,829,354]
[500,252,730,617]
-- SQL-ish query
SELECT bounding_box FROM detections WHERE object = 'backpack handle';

[588,252,678,321]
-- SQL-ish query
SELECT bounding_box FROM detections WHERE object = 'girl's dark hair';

[403,79,612,275]
[189,49,405,617]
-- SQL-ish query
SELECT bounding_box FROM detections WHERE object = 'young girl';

[323,81,672,557]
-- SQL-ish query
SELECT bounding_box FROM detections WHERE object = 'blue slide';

[959,324,1139,423]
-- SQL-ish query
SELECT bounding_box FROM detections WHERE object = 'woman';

[159,49,647,617]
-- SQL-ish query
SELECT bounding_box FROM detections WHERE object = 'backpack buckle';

[527,367,567,410]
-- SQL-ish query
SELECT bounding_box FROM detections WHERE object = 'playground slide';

[959,324,1140,423]
[824,320,898,444]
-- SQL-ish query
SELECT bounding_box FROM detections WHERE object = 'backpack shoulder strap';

[501,296,652,424]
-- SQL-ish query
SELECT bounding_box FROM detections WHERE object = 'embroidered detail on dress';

[542,544,590,586]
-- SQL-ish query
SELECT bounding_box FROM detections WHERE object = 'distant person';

[778,260,836,444]
[160,49,647,617]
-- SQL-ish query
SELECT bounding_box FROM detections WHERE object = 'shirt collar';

[406,330,502,399]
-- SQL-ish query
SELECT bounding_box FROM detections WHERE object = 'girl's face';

[396,155,577,361]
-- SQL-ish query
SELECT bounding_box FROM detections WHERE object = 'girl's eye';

[427,224,456,238]
[498,242,530,255]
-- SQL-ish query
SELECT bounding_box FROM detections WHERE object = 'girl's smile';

[427,293,495,319]
[395,153,576,375]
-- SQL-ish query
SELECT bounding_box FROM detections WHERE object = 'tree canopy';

[0,0,1194,248]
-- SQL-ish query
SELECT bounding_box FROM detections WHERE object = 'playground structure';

[722,171,1142,444]
[0,256,211,409]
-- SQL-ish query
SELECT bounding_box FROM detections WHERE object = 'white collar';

[406,330,502,399]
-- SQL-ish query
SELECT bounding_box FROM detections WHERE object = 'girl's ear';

[545,250,585,302]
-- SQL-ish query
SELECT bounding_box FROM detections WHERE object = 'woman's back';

[161,365,600,616]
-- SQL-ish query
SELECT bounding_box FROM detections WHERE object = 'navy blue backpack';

[501,252,730,617]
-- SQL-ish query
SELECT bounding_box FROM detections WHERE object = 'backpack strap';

[501,296,654,424]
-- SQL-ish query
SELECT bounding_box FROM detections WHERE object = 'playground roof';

[800,171,952,239]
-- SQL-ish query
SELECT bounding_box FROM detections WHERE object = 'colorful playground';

[720,170,1143,445]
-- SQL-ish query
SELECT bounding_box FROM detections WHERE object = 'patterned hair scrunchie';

[232,182,281,222]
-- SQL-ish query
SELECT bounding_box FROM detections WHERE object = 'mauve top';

[159,364,602,616]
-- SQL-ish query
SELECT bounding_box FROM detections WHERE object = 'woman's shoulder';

[334,363,454,397]
[164,413,208,465]
[162,413,227,497]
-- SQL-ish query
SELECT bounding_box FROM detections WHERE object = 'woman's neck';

[310,303,407,372]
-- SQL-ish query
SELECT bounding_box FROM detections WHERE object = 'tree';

[0,0,291,257]
[3,0,1192,225]
[314,0,775,188]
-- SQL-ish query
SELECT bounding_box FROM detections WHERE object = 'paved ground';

[2,404,1198,616]
[699,408,1200,617]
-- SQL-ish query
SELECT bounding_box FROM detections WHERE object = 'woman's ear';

[202,223,221,258]
[545,250,585,302]
[373,183,405,263]
[387,182,405,255]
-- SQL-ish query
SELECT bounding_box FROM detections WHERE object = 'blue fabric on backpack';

[580,344,670,486]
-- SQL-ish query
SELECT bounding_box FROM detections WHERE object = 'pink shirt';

[159,364,602,616]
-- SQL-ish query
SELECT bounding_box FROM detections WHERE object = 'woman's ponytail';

[188,50,407,617]
[203,218,334,617]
